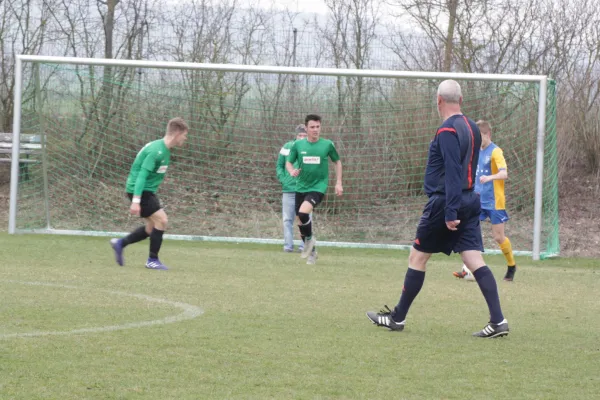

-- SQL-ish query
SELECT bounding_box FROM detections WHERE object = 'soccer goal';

[8,55,558,260]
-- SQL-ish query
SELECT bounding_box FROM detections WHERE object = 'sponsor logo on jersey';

[303,156,320,164]
[280,148,290,156]
[157,165,168,173]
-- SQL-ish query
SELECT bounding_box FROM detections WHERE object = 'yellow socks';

[499,237,516,267]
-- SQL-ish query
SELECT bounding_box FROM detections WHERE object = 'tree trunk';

[444,0,458,72]
[98,0,118,128]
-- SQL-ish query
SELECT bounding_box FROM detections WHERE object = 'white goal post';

[9,55,554,260]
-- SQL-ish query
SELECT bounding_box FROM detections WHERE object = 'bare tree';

[163,0,251,145]
[318,0,381,130]
[0,0,51,131]
[93,0,119,136]
[547,0,600,173]
[243,9,304,131]
[1,0,598,191]
[386,0,459,71]
[386,0,545,74]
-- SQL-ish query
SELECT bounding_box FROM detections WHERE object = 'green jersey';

[287,138,340,194]
[126,139,171,196]
[276,140,301,192]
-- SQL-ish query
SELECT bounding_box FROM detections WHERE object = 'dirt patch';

[0,164,10,230]
[0,163,10,185]
[0,184,8,229]
[558,165,600,257]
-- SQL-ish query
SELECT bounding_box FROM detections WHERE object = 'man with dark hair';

[276,124,307,253]
[366,80,509,338]
[286,114,343,265]
[110,117,189,271]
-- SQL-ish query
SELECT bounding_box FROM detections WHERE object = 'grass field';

[1,232,599,399]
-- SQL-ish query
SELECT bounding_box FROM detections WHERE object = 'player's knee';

[493,232,505,244]
[152,214,168,230]
[297,212,311,225]
[298,202,313,214]
[408,248,428,270]
[159,218,168,230]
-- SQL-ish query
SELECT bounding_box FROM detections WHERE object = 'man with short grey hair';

[436,79,463,104]
[276,124,307,252]
[367,80,509,338]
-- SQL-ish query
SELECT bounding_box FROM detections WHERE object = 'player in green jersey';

[276,124,307,253]
[110,117,189,270]
[286,114,343,264]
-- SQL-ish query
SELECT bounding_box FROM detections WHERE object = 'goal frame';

[9,55,551,260]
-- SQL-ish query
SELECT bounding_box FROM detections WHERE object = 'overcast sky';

[253,0,331,14]
[248,0,412,27]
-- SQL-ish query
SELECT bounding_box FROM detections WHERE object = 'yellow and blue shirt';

[475,142,507,210]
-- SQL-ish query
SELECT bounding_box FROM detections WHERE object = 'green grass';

[0,232,599,399]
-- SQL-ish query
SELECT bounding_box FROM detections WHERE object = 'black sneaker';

[366,305,405,331]
[473,319,509,338]
[504,266,517,281]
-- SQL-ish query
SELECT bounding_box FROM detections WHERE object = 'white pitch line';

[1,281,204,339]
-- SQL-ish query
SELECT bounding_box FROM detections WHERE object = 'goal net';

[9,57,559,259]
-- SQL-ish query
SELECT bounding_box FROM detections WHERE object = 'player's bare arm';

[334,160,343,196]
[130,197,141,216]
[285,161,301,177]
[479,168,507,184]
[131,166,152,216]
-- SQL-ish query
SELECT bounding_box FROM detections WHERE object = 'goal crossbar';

[17,55,547,82]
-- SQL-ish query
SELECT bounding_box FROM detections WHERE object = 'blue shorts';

[480,209,509,225]
[413,192,484,256]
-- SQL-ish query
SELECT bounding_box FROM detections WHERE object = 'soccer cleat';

[145,258,168,270]
[366,305,405,331]
[284,248,294,253]
[453,265,475,281]
[306,251,318,265]
[473,319,509,338]
[300,236,316,259]
[453,270,467,279]
[504,266,517,281]
[110,238,124,266]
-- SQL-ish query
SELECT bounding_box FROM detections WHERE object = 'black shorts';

[127,192,162,218]
[295,192,324,215]
[413,191,483,255]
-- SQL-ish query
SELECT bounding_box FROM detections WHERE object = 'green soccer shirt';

[126,139,171,196]
[277,140,301,193]
[287,138,340,194]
